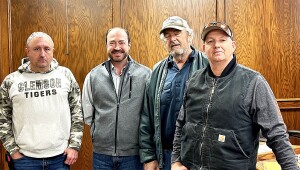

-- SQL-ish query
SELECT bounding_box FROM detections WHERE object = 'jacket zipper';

[111,63,131,156]
[129,75,132,99]
[114,102,120,156]
[200,78,216,169]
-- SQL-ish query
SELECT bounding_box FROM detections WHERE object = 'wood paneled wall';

[0,0,299,169]
[0,0,10,84]
[121,0,216,66]
[8,0,113,88]
[0,1,9,169]
[224,0,300,144]
[226,0,300,98]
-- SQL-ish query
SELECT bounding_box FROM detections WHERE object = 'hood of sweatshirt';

[18,57,59,73]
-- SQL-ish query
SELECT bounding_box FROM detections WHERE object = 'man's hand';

[64,148,78,165]
[144,160,160,170]
[11,151,23,160]
[171,162,188,170]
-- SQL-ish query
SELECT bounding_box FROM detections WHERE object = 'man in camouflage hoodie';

[0,32,84,170]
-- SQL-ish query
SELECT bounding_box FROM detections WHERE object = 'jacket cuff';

[8,146,20,155]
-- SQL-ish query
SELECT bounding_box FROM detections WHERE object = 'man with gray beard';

[139,16,208,170]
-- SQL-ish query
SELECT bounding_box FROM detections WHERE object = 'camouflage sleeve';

[66,69,84,151]
[0,75,20,155]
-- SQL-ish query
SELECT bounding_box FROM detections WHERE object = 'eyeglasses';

[201,22,233,40]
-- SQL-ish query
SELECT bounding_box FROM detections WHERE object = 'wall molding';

[277,98,300,110]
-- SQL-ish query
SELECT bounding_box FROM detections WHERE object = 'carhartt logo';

[218,134,225,142]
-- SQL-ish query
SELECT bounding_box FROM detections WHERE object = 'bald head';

[105,27,130,45]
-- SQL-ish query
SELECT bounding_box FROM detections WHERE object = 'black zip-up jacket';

[172,56,298,170]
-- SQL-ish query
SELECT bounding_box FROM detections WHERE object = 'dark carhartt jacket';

[172,58,298,170]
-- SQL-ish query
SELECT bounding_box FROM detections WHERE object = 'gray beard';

[170,48,186,58]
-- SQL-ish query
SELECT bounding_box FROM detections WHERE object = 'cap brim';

[201,26,231,41]
[159,26,185,34]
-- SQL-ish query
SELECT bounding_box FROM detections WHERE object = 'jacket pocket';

[180,122,202,168]
[210,127,250,168]
[16,123,67,151]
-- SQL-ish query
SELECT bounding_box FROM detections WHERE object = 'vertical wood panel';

[225,0,300,144]
[113,0,121,26]
[0,1,9,170]
[282,110,300,144]
[65,0,112,88]
[226,0,300,99]
[10,0,66,76]
[121,0,216,68]
[0,0,10,83]
[216,0,225,22]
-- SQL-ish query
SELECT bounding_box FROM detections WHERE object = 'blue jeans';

[93,152,143,170]
[163,150,172,170]
[13,153,69,170]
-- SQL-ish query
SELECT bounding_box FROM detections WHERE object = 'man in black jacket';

[171,22,298,170]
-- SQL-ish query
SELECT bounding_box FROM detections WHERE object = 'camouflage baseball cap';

[201,22,233,41]
[159,16,191,34]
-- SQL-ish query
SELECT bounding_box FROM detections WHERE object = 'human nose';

[170,34,178,41]
[40,49,47,56]
[114,43,121,50]
[214,41,221,48]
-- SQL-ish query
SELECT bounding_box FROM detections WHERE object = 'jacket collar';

[207,54,237,78]
[103,55,134,74]
[18,57,59,73]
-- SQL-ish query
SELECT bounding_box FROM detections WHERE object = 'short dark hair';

[105,27,130,44]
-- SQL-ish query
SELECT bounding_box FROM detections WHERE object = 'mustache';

[171,43,180,48]
[111,49,125,53]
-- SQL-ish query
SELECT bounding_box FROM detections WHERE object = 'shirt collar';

[110,62,128,76]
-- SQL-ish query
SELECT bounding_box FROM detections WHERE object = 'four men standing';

[0,18,298,170]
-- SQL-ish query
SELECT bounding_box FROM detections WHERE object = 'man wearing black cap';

[139,16,208,170]
[171,22,299,170]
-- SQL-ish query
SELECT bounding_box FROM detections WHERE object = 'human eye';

[109,41,116,46]
[45,47,51,51]
[119,41,126,45]
[206,40,213,44]
[164,34,171,40]
[174,31,181,37]
[33,47,40,51]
